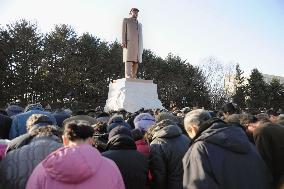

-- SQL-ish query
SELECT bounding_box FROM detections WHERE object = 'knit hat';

[5,105,24,117]
[24,103,44,112]
[107,114,131,132]
[108,126,132,140]
[134,113,155,132]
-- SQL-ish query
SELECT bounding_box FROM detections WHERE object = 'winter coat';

[135,139,150,157]
[26,144,125,189]
[9,110,57,139]
[0,114,12,139]
[122,17,143,63]
[52,110,70,127]
[103,134,148,189]
[5,133,33,154]
[0,139,9,161]
[0,136,62,189]
[183,118,272,189]
[149,122,190,189]
[254,123,284,187]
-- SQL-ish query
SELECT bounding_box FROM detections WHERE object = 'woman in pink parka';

[26,120,125,189]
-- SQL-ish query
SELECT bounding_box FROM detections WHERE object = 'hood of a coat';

[107,134,137,150]
[152,124,182,139]
[42,144,102,184]
[195,120,251,154]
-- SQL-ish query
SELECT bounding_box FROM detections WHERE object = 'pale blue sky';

[1,0,283,76]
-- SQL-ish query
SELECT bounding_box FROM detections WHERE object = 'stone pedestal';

[104,78,164,113]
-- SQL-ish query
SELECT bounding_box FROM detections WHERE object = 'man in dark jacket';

[102,126,148,189]
[183,109,272,189]
[253,122,284,188]
[146,119,190,189]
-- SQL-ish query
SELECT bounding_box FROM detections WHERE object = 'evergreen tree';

[232,64,246,110]
[267,78,284,110]
[246,69,267,110]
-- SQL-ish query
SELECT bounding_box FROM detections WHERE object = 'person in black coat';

[102,126,148,189]
[145,119,190,189]
[183,109,272,189]
[0,114,12,139]
[254,122,284,188]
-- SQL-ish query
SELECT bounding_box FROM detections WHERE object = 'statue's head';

[129,8,139,18]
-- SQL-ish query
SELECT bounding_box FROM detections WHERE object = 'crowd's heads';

[24,103,44,112]
[26,114,53,132]
[5,105,23,117]
[63,121,94,145]
[134,113,155,133]
[184,109,211,138]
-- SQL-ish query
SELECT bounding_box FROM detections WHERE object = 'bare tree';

[199,57,234,110]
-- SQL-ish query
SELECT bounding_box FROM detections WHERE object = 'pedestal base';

[104,78,164,113]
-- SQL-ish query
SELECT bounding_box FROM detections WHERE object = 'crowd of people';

[0,102,283,189]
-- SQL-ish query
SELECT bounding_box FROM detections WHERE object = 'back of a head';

[64,121,94,142]
[184,109,211,129]
[240,114,257,125]
[108,125,132,140]
[256,113,270,123]
[26,114,53,131]
[222,103,238,115]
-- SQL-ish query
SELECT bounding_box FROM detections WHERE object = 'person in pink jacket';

[26,120,125,189]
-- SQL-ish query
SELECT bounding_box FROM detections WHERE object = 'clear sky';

[1,0,284,76]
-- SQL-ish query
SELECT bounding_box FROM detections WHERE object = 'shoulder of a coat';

[190,141,207,154]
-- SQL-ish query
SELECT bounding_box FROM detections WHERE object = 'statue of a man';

[122,8,143,79]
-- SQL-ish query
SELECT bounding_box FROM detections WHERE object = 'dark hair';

[93,121,107,134]
[64,121,94,141]
[239,114,257,126]
[97,112,110,118]
[222,103,238,114]
[131,128,143,141]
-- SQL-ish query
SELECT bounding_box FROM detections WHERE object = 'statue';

[122,8,143,79]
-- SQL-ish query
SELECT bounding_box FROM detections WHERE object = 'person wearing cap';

[122,8,143,79]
